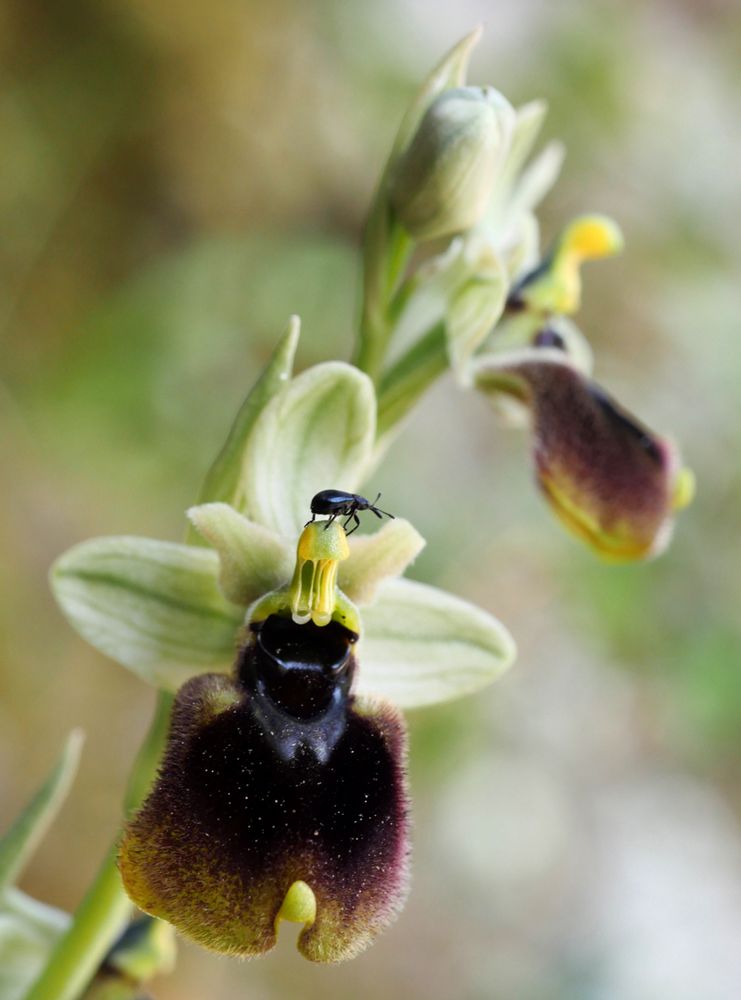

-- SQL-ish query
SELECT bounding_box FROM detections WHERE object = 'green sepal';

[239,361,376,539]
[0,888,70,1000]
[0,731,84,892]
[51,537,242,690]
[355,578,516,708]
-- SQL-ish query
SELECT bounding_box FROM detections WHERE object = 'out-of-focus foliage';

[2,1,740,998]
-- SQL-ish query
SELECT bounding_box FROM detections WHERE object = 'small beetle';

[307,489,395,536]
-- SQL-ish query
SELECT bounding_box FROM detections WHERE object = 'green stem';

[376,322,448,439]
[355,187,412,382]
[23,691,173,1000]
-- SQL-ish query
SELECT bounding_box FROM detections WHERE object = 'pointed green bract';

[51,537,241,690]
[496,100,549,200]
[240,362,376,539]
[504,140,565,234]
[187,502,292,606]
[0,731,84,892]
[187,316,300,542]
[355,578,516,708]
[339,519,426,605]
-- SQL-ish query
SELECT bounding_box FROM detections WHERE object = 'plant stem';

[23,691,173,1000]
[355,188,412,382]
[376,322,448,440]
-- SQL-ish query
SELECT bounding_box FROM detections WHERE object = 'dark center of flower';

[239,615,357,720]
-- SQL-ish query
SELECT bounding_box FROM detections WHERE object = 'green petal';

[356,579,516,708]
[240,362,376,538]
[0,731,84,891]
[187,316,300,539]
[0,888,69,1000]
[339,519,426,606]
[51,537,242,690]
[187,503,292,606]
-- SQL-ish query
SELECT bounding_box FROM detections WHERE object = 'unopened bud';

[389,86,514,241]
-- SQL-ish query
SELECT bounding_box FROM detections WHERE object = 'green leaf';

[51,537,242,690]
[339,519,425,605]
[188,316,300,540]
[355,578,516,708]
[187,502,292,605]
[0,888,69,1000]
[0,731,84,892]
[240,362,376,539]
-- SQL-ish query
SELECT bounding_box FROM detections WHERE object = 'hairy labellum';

[119,615,410,963]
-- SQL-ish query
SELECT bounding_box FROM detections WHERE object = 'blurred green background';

[2,1,740,998]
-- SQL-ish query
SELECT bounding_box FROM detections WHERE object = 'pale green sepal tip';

[0,730,84,892]
[51,536,242,691]
[188,315,300,541]
[356,578,515,708]
[0,888,70,1000]
[503,100,549,185]
[506,140,565,224]
[239,361,377,539]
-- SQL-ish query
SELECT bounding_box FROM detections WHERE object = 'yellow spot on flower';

[276,880,316,929]
[672,466,696,511]
[560,214,624,262]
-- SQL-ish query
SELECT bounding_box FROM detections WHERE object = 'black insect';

[307,489,395,536]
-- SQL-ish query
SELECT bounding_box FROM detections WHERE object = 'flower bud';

[389,86,515,241]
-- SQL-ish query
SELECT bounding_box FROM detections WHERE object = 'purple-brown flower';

[474,351,694,561]
[119,613,409,962]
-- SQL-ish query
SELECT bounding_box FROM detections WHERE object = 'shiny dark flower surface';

[119,615,409,963]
